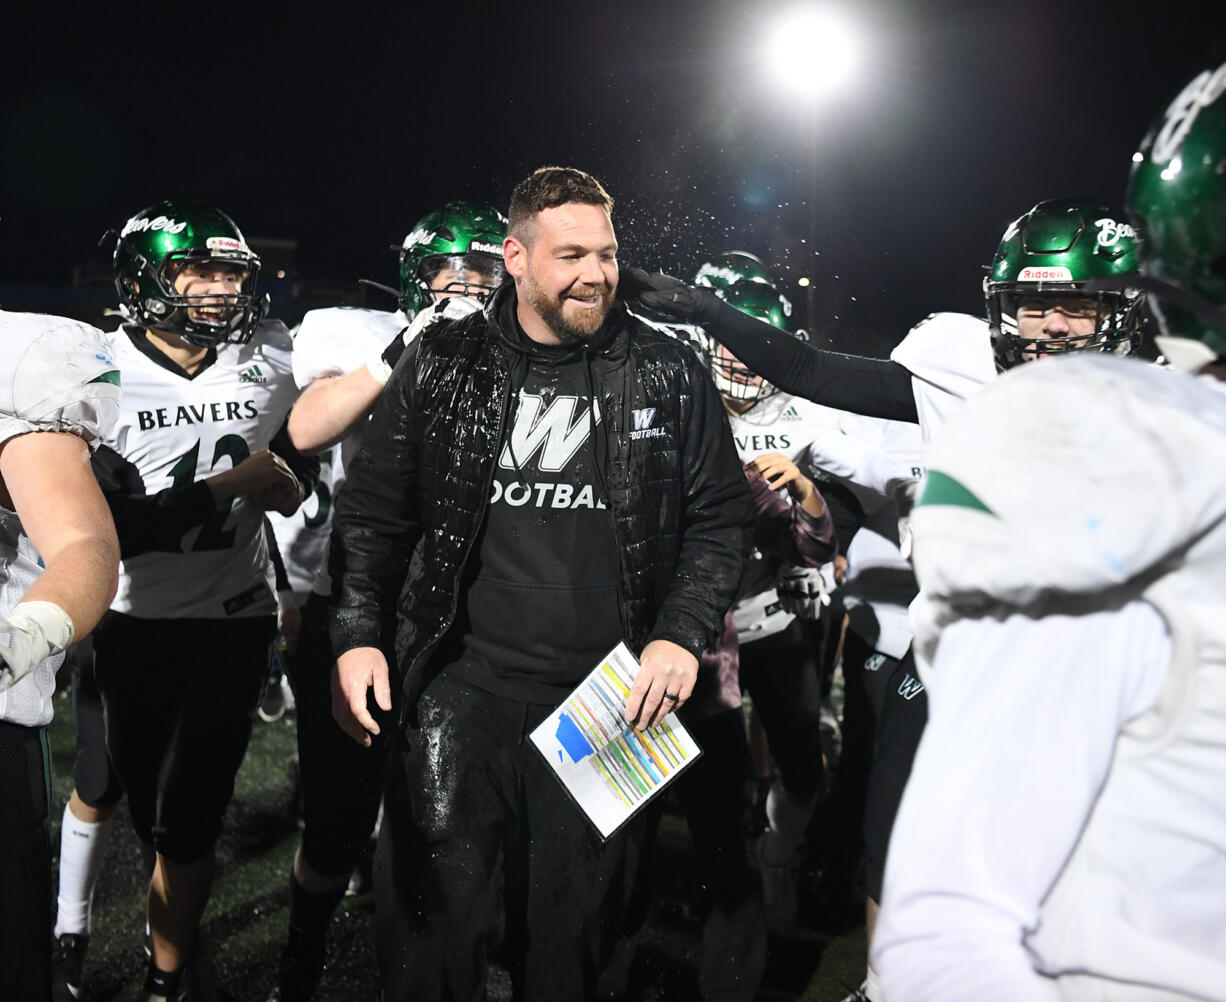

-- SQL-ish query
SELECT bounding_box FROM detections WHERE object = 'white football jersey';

[290,300,473,596]
[105,322,300,619]
[292,306,408,388]
[904,354,1226,999]
[727,391,843,641]
[836,413,925,660]
[0,311,121,725]
[890,312,995,443]
[267,306,404,605]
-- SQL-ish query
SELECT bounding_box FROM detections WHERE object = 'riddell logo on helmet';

[469,241,502,255]
[1018,267,1073,281]
[121,215,187,237]
[206,236,246,253]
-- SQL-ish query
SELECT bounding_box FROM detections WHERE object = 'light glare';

[765,9,858,100]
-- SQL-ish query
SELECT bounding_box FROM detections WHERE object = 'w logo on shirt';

[499,392,599,473]
[897,673,925,701]
[630,406,665,441]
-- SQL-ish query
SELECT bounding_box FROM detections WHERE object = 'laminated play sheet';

[529,642,703,839]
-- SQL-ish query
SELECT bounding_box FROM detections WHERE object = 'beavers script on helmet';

[529,642,702,839]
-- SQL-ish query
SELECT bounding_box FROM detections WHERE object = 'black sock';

[144,961,182,999]
[287,869,347,945]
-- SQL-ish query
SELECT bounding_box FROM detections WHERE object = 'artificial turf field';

[46,682,868,1001]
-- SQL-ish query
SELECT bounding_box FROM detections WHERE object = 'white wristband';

[0,600,75,689]
[365,356,393,387]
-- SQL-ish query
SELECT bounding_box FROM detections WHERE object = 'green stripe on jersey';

[916,470,994,514]
[87,370,121,386]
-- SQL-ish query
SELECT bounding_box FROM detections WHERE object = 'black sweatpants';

[0,719,52,1002]
[375,670,644,1002]
[287,591,389,879]
[738,617,825,798]
[673,708,766,1002]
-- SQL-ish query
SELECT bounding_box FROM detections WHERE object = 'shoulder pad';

[911,355,1226,607]
[890,312,995,394]
[0,312,121,446]
[293,307,405,386]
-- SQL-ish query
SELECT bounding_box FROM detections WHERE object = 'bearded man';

[328,166,753,1002]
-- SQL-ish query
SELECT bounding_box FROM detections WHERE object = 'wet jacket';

[328,284,754,714]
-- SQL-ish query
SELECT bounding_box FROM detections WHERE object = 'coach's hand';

[332,646,392,747]
[626,638,698,731]
[617,267,722,327]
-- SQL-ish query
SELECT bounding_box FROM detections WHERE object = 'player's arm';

[288,315,424,454]
[328,340,424,745]
[0,431,119,685]
[286,366,385,454]
[744,455,837,567]
[872,600,1169,1002]
[619,267,919,422]
[94,443,312,558]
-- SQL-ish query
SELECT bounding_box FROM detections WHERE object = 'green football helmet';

[984,198,1144,370]
[113,200,264,347]
[694,250,802,336]
[1125,61,1226,368]
[694,251,776,291]
[398,201,508,316]
[705,282,794,405]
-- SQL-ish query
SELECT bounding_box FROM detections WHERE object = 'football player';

[621,198,1145,1001]
[0,311,121,1002]
[269,201,506,1001]
[50,201,317,1002]
[685,267,844,932]
[874,61,1226,999]
[624,197,1144,434]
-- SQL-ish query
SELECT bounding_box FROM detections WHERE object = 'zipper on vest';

[397,361,512,732]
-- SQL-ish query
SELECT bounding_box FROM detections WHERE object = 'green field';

[47,685,867,1001]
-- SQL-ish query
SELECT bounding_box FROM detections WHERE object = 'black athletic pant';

[673,708,767,1002]
[93,612,275,863]
[375,670,644,1002]
[287,591,389,879]
[738,617,825,798]
[0,719,52,1002]
[841,631,927,901]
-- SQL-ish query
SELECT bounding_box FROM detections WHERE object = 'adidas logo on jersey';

[239,364,266,384]
[781,405,803,421]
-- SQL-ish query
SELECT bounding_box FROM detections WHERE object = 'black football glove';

[618,267,723,327]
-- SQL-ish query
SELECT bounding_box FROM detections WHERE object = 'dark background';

[3,1,1221,354]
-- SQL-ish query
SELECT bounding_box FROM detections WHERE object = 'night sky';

[4,1,1222,355]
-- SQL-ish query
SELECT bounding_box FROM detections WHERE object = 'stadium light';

[764,7,859,102]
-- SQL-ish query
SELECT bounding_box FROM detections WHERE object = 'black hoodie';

[441,292,624,702]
